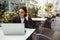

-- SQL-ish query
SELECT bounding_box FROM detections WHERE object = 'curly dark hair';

[18,6,27,13]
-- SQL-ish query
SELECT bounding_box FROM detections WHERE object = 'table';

[0,28,35,40]
[32,18,47,21]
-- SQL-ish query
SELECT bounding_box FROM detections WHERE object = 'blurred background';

[0,0,60,40]
[0,0,60,23]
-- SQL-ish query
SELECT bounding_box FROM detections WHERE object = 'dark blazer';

[10,16,34,28]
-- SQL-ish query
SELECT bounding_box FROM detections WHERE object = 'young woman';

[11,6,34,28]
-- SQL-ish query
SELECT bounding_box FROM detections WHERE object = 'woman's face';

[18,9,25,18]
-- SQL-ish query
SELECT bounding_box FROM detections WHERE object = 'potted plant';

[45,3,53,12]
[2,12,17,23]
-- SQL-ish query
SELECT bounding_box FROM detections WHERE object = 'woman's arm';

[26,17,35,28]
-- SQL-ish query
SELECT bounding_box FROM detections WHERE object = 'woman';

[11,6,34,28]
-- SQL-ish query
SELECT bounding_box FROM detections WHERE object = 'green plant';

[0,12,3,23]
[11,3,26,12]
[4,12,17,22]
[28,7,38,17]
[57,10,60,14]
[45,3,53,12]
[0,19,2,23]
[0,0,8,12]
[0,12,17,23]
[45,3,53,8]
[0,0,8,23]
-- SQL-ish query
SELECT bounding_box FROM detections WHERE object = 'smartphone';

[24,14,27,17]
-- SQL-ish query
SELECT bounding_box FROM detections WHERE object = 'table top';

[0,28,35,40]
[32,18,47,21]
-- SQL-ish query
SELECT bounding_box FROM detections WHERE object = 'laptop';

[1,23,26,35]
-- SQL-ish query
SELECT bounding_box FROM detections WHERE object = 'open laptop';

[1,23,26,35]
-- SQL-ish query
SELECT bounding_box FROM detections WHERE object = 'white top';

[21,18,24,23]
[0,28,35,40]
[32,18,47,21]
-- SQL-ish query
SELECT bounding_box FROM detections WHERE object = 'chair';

[32,32,52,40]
[51,31,60,40]
[32,27,54,40]
[51,17,60,31]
